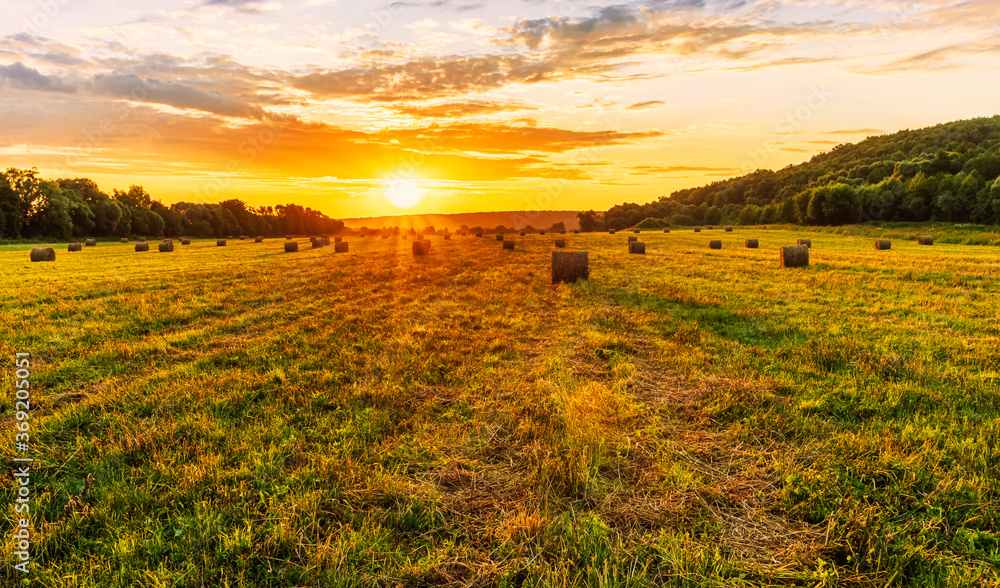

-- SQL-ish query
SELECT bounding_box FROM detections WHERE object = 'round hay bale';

[539,230,546,235]
[628,241,645,254]
[875,239,891,250]
[796,238,811,248]
[707,225,714,230]
[633,229,640,234]
[503,240,515,250]
[335,236,342,242]
[334,241,348,253]
[476,232,483,237]
[554,239,567,248]
[322,237,331,246]
[444,234,451,240]
[552,251,588,284]
[780,245,809,268]
[574,230,580,234]
[663,228,670,233]
[30,247,55,262]
[709,240,722,249]
[918,235,934,245]
[412,240,431,255]
[85,238,97,246]
[239,235,247,240]
[382,234,390,239]
[180,237,191,245]
[560,231,566,235]
[135,243,149,252]
[286,236,292,240]
[68,242,82,252]
[496,234,504,241]
[725,226,733,232]
[120,237,129,243]
[520,231,526,236]
[255,236,264,243]
[693,227,701,233]
[609,229,616,234]
[284,242,298,252]
[628,236,638,243]
[139,237,147,242]
[311,238,324,248]
[745,239,759,248]
[217,239,227,246]
[159,242,174,252]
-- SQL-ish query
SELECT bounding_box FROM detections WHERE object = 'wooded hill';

[587,116,1000,231]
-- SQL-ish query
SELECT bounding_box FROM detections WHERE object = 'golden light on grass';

[384,179,427,210]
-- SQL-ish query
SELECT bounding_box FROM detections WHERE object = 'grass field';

[2,227,1000,587]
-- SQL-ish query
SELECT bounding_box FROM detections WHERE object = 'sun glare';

[385,180,427,209]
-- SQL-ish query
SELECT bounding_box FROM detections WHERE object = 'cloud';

[629,164,738,174]
[391,100,537,118]
[378,123,664,154]
[91,74,265,118]
[625,100,666,110]
[823,128,884,135]
[0,62,76,93]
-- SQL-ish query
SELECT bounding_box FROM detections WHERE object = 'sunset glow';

[1,0,998,217]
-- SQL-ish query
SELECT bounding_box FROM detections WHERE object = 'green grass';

[1,229,999,586]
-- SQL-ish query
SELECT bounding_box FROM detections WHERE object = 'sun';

[384,180,426,210]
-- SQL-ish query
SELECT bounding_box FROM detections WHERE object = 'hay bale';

[520,231,526,236]
[633,229,640,234]
[85,238,97,246]
[709,240,722,249]
[239,235,247,240]
[629,241,645,254]
[609,229,616,234]
[335,242,349,253]
[68,243,82,252]
[120,237,129,243]
[139,237,147,242]
[554,239,567,248]
[574,230,580,234]
[560,230,566,235]
[628,236,638,243]
[412,240,431,255]
[796,238,811,248]
[30,247,55,262]
[875,239,891,250]
[322,237,331,246]
[917,235,934,245]
[286,236,292,240]
[725,226,733,232]
[693,228,701,233]
[745,239,759,248]
[135,243,149,252]
[503,240,515,250]
[285,242,298,252]
[255,236,264,243]
[217,239,227,246]
[552,251,588,284]
[663,228,670,233]
[158,242,174,252]
[707,225,714,230]
[539,230,546,235]
[444,234,451,240]
[476,232,483,237]
[180,238,191,245]
[496,234,504,241]
[335,236,342,242]
[780,245,809,268]
[311,238,324,248]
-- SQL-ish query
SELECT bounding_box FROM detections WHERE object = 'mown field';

[2,227,999,587]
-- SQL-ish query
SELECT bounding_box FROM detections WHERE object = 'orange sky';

[1,0,999,217]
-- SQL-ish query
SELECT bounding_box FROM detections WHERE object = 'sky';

[0,0,998,218]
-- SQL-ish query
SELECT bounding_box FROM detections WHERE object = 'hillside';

[341,210,582,232]
[596,116,1000,230]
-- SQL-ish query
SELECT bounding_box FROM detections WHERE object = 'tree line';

[587,116,1000,230]
[0,169,345,240]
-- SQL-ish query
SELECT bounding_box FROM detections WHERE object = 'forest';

[586,116,1000,231]
[0,169,344,240]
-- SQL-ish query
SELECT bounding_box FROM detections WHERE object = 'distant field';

[2,227,999,587]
